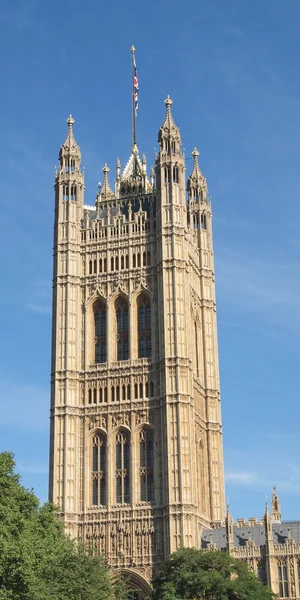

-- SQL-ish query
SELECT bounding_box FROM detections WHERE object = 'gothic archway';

[118,568,152,600]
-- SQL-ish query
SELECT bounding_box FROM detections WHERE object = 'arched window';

[116,298,129,361]
[116,430,130,503]
[138,295,151,358]
[196,438,206,515]
[139,429,154,502]
[194,320,199,378]
[278,562,288,598]
[94,301,106,363]
[92,433,106,505]
[257,561,266,585]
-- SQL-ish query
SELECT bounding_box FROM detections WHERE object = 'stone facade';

[49,99,225,594]
[202,488,300,599]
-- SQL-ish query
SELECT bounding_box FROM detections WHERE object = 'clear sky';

[0,0,300,522]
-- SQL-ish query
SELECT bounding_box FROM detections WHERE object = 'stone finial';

[192,146,200,163]
[142,153,146,165]
[187,146,207,197]
[160,96,176,133]
[165,95,173,108]
[67,114,75,129]
[65,114,76,145]
[150,166,154,185]
[59,113,81,164]
[164,96,174,125]
[271,486,281,522]
[99,164,114,200]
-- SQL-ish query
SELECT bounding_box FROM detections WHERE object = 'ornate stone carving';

[88,415,107,430]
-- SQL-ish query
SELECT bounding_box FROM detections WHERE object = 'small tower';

[50,116,85,536]
[271,486,281,523]
[187,147,210,235]
[225,504,235,552]
[264,501,277,593]
[155,96,186,228]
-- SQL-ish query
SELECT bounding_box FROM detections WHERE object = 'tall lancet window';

[278,562,288,598]
[115,430,130,503]
[138,295,151,358]
[92,433,106,505]
[94,300,106,363]
[139,429,154,502]
[194,320,199,378]
[116,298,129,360]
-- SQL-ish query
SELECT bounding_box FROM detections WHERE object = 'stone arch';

[117,568,152,599]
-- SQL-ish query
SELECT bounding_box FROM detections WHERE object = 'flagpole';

[130,45,137,148]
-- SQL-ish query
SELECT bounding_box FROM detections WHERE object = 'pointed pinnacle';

[165,95,173,108]
[67,114,75,128]
[102,163,110,183]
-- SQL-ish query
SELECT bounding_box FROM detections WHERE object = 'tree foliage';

[152,547,276,600]
[0,452,127,600]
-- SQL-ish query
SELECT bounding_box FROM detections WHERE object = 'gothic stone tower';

[49,100,225,594]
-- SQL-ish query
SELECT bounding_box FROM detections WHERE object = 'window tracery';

[116,298,129,360]
[116,430,130,503]
[93,300,106,363]
[92,432,106,505]
[139,429,154,502]
[138,295,151,358]
[278,562,288,598]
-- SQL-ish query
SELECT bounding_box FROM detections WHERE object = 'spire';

[98,164,115,201]
[187,147,207,199]
[225,502,234,552]
[59,114,81,168]
[163,96,175,129]
[158,96,181,148]
[264,499,274,551]
[271,486,281,522]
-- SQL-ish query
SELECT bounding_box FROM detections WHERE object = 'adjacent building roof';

[201,521,300,550]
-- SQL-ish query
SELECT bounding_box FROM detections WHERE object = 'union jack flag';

[133,55,139,116]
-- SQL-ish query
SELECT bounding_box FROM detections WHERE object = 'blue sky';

[1,0,300,522]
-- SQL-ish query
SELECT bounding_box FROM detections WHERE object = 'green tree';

[152,547,276,600]
[0,452,127,600]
